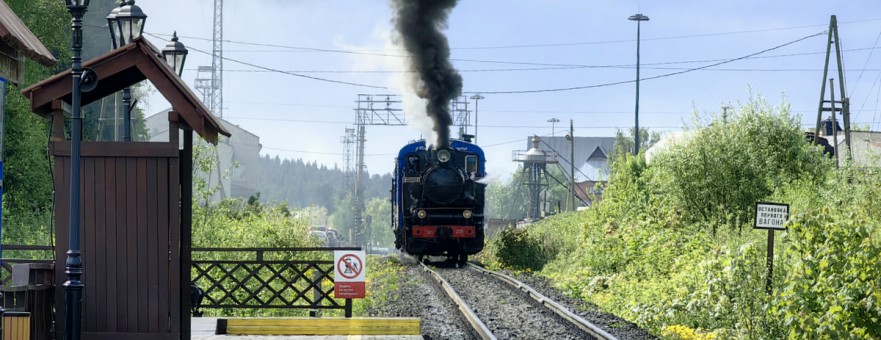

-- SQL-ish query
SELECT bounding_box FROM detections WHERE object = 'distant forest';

[256,155,392,213]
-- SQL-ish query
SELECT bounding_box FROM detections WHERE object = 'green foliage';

[487,95,879,338]
[364,197,394,248]
[485,227,548,271]
[485,171,529,220]
[613,127,661,159]
[257,155,391,213]
[2,0,69,246]
[485,164,573,219]
[775,208,881,339]
[650,98,830,226]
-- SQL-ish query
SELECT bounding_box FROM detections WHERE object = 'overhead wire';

[144,17,881,53]
[145,32,387,89]
[465,31,827,94]
[848,28,881,98]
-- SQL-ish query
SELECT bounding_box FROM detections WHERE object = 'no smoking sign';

[334,251,366,298]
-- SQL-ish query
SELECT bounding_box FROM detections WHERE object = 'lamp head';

[162,31,188,77]
[628,13,650,21]
[65,0,90,7]
[115,0,147,45]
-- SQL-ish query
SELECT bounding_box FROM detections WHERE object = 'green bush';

[487,227,548,271]
[650,98,830,228]
[504,95,881,338]
[774,208,881,338]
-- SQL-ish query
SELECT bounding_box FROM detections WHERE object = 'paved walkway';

[191,318,424,340]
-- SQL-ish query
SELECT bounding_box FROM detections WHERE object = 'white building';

[145,109,262,201]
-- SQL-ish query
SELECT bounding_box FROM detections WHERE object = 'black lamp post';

[162,32,188,77]
[64,1,89,338]
[628,13,649,155]
[108,0,146,141]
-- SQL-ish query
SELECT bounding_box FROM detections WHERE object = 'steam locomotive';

[392,138,486,266]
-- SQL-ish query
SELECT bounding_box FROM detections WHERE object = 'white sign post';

[754,202,789,295]
[334,250,366,299]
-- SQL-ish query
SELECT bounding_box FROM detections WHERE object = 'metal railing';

[0,245,54,286]
[191,247,360,317]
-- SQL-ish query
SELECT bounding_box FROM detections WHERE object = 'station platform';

[192,318,424,340]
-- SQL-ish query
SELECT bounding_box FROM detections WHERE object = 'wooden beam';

[218,318,421,336]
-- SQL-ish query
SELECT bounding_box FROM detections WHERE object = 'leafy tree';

[363,197,393,248]
[2,0,69,248]
[649,98,830,226]
[613,127,661,158]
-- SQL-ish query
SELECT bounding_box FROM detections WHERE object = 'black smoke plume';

[392,0,462,149]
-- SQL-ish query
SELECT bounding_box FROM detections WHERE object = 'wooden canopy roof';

[21,37,230,144]
[0,0,57,67]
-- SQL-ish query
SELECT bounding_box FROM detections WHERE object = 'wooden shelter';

[21,37,230,340]
[0,0,57,84]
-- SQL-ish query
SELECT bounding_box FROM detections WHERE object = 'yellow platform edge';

[218,317,421,336]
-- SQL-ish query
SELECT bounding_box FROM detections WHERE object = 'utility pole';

[830,78,840,168]
[569,120,575,211]
[815,15,851,161]
[629,13,649,155]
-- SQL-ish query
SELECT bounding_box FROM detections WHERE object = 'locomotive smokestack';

[392,0,462,150]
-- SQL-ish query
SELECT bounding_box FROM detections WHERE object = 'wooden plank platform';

[215,318,420,336]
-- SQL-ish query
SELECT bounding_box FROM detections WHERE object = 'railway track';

[418,260,617,340]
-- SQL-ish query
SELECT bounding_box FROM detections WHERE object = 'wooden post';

[180,127,193,340]
[766,229,775,295]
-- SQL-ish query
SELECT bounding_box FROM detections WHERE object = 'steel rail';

[468,263,618,340]
[418,261,497,340]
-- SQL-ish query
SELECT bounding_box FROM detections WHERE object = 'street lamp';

[64,0,90,338]
[108,0,146,141]
[628,13,649,155]
[547,118,559,137]
[162,32,188,77]
[469,94,485,143]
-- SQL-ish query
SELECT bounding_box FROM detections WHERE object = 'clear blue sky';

[139,0,881,180]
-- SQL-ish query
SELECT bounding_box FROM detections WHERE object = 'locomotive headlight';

[463,210,473,219]
[417,210,427,219]
[437,149,451,163]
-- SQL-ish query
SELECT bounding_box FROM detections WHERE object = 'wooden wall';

[52,141,181,340]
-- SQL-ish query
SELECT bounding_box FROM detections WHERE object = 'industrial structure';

[535,135,616,206]
[513,136,559,220]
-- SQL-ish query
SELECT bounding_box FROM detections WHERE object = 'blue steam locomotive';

[392,138,486,266]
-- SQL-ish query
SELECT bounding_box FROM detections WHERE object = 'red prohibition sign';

[337,254,363,279]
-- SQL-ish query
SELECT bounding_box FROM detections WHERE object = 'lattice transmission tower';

[341,127,356,187]
[211,0,223,119]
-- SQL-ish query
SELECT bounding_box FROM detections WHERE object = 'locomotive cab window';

[406,154,420,174]
[465,155,478,176]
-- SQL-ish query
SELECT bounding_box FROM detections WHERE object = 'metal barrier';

[191,247,360,317]
[0,245,54,287]
[0,245,54,340]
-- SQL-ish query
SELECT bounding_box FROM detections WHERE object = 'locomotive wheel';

[417,254,425,264]
[455,254,468,268]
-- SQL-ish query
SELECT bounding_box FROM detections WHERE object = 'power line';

[144,17,881,52]
[262,146,393,157]
[186,44,386,89]
[465,31,826,94]
[145,32,387,90]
